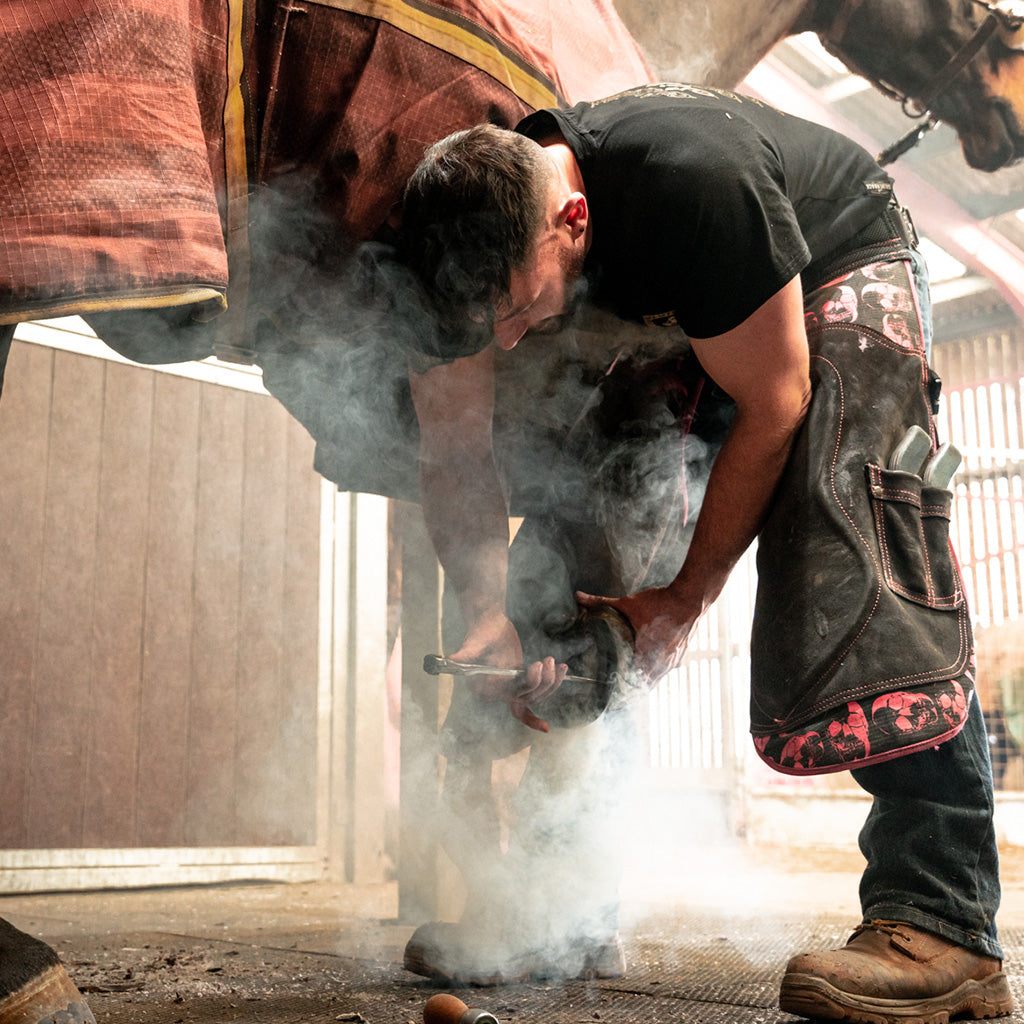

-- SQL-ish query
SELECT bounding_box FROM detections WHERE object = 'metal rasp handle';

[888,424,932,474]
[423,654,601,686]
[922,442,963,489]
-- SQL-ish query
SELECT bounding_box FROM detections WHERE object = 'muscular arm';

[580,275,813,679]
[408,346,564,730]
[409,345,510,630]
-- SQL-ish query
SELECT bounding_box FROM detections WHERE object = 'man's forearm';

[673,278,813,627]
[419,453,511,630]
[408,346,514,635]
[667,404,802,622]
[571,412,792,683]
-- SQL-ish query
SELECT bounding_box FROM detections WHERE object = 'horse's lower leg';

[0,917,95,1024]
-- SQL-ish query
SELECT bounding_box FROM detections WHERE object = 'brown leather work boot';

[779,920,1014,1024]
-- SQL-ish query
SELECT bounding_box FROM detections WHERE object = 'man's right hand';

[450,614,567,732]
[409,348,569,733]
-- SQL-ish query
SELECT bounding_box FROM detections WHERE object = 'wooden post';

[396,501,446,922]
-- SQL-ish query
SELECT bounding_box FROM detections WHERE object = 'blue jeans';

[908,245,933,355]
[853,692,1003,958]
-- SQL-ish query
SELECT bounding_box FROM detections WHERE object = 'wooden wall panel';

[185,385,246,847]
[235,397,291,846]
[81,361,154,847]
[0,344,54,848]
[136,374,202,847]
[0,340,323,853]
[26,352,104,848]
[279,415,321,846]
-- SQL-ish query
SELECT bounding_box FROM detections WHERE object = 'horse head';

[807,0,1024,171]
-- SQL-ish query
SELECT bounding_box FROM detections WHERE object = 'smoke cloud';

[228,175,731,979]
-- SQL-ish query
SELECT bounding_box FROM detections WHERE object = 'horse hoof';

[0,919,95,1024]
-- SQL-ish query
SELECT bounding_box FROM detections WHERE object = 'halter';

[820,0,1024,164]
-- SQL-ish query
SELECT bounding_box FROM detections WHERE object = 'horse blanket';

[0,0,651,347]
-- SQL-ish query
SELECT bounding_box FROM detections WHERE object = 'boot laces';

[850,920,914,942]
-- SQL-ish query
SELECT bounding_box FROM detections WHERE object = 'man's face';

[492,231,585,350]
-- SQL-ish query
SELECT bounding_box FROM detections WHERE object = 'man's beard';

[559,240,586,284]
[558,241,587,315]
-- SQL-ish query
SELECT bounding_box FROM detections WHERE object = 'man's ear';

[560,193,588,238]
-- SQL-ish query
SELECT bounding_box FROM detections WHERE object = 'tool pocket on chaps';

[866,463,963,610]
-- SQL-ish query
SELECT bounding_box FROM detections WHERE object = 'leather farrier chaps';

[750,256,973,775]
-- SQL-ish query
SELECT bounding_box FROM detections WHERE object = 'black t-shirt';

[517,83,894,339]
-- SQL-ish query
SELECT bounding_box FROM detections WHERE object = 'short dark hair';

[399,123,551,358]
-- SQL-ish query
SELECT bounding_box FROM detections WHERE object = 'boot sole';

[0,963,96,1024]
[779,970,1014,1024]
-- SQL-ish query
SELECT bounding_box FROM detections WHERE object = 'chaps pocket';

[866,463,963,610]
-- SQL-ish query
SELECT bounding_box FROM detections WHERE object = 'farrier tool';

[887,425,962,488]
[423,653,601,686]
[887,424,931,474]
[922,441,963,488]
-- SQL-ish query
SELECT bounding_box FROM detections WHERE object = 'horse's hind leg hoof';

[0,919,95,1024]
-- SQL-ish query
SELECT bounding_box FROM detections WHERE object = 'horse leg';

[0,917,95,1024]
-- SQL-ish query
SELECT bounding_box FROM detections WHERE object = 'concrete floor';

[5,842,1024,1023]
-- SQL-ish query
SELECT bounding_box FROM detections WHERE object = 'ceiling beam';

[743,58,1024,322]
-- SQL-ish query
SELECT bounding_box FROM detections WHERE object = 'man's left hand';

[576,587,696,683]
